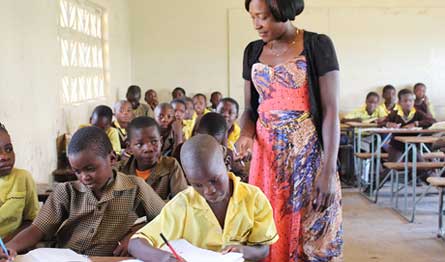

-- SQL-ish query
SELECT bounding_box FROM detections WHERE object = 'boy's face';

[128,126,162,169]
[399,94,415,112]
[172,90,185,100]
[185,101,195,119]
[365,96,379,114]
[155,107,174,130]
[186,158,229,204]
[172,102,186,121]
[414,85,426,100]
[116,102,133,125]
[210,93,222,108]
[383,89,396,104]
[145,90,158,106]
[69,150,113,192]
[127,92,141,109]
[216,101,238,129]
[91,115,111,131]
[193,96,206,115]
[0,131,15,177]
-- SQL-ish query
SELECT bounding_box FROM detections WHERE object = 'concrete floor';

[343,189,445,262]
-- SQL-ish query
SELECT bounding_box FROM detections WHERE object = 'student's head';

[382,84,396,104]
[127,117,162,169]
[210,91,223,109]
[154,103,174,131]
[67,126,114,192]
[126,85,142,109]
[193,93,207,115]
[413,83,426,99]
[0,123,14,177]
[184,97,195,120]
[216,98,239,129]
[171,99,187,121]
[245,0,304,43]
[180,134,230,204]
[144,89,158,107]
[365,92,380,114]
[172,87,186,100]
[398,89,415,112]
[113,100,133,128]
[196,112,228,146]
[91,105,113,131]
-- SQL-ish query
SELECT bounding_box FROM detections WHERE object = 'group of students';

[0,85,267,262]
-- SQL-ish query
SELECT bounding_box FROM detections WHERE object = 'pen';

[230,142,246,167]
[160,233,184,262]
[0,237,9,258]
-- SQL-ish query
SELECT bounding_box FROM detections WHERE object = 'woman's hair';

[245,0,304,22]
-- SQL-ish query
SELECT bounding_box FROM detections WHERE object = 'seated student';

[342,92,386,123]
[0,123,39,242]
[154,103,182,156]
[1,127,165,259]
[171,87,186,100]
[118,117,188,201]
[171,99,191,141]
[193,93,211,119]
[127,85,154,118]
[80,105,122,155]
[216,98,241,151]
[144,89,159,111]
[377,84,398,116]
[209,91,222,112]
[414,82,435,118]
[128,134,278,262]
[183,97,196,140]
[112,100,134,150]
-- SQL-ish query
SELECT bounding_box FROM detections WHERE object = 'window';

[59,0,107,104]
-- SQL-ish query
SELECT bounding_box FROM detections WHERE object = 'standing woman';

[237,0,343,261]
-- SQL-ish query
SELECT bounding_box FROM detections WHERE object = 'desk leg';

[411,143,417,222]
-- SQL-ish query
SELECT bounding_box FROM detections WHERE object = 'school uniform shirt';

[111,121,127,149]
[161,129,175,157]
[182,119,195,140]
[344,105,387,122]
[32,171,165,256]
[0,168,39,238]
[133,103,154,118]
[415,100,435,118]
[131,172,278,252]
[227,123,241,151]
[118,155,188,200]
[79,124,122,155]
[377,103,400,117]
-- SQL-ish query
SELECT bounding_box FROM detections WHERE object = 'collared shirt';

[32,171,165,256]
[227,123,241,151]
[377,103,400,116]
[133,103,154,118]
[0,168,39,238]
[182,119,195,140]
[132,172,278,251]
[79,124,122,155]
[111,121,127,149]
[118,156,188,200]
[344,105,386,122]
[396,106,417,123]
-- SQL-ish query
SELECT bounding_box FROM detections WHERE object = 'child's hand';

[221,245,243,254]
[113,234,131,257]
[236,136,253,159]
[403,123,416,129]
[0,247,17,262]
[386,122,401,128]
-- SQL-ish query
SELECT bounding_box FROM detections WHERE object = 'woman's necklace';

[269,28,299,57]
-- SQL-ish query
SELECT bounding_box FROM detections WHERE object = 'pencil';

[0,237,9,257]
[230,142,246,167]
[160,233,184,262]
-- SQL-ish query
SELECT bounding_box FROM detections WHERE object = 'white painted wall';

[0,0,132,183]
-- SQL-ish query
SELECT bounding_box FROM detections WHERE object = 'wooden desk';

[394,136,441,144]
[345,122,378,128]
[90,257,133,262]
[365,128,445,135]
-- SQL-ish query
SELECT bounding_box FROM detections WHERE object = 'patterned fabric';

[249,56,343,262]
[118,155,188,200]
[32,171,165,256]
[133,103,154,118]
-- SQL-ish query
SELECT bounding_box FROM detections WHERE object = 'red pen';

[160,233,185,262]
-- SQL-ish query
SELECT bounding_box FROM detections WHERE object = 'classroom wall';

[129,0,445,118]
[0,0,132,183]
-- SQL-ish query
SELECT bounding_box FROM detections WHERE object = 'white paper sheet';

[14,248,89,262]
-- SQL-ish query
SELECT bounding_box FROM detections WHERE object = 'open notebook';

[160,239,244,262]
[14,248,90,262]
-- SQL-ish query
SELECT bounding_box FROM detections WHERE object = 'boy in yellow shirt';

[342,92,387,123]
[127,85,154,118]
[377,84,398,116]
[128,134,278,261]
[216,98,241,151]
[0,123,39,242]
[112,100,134,150]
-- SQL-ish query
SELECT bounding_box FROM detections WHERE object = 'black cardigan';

[242,30,340,146]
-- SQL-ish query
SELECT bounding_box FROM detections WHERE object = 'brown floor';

[343,189,445,262]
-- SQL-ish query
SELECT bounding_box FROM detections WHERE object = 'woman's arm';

[237,80,256,157]
[313,70,340,212]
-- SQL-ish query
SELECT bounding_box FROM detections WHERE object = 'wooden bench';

[426,177,445,240]
[383,162,445,170]
[355,152,389,160]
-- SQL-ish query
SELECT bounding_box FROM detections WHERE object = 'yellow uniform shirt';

[79,124,121,155]
[0,168,39,238]
[344,105,386,123]
[132,172,278,251]
[377,103,401,117]
[227,123,241,150]
[182,119,195,140]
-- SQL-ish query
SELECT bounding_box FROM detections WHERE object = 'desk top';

[393,136,441,144]
[365,128,445,134]
[343,122,378,128]
[90,257,133,262]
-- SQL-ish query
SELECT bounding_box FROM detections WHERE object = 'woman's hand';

[236,135,253,159]
[313,165,337,212]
